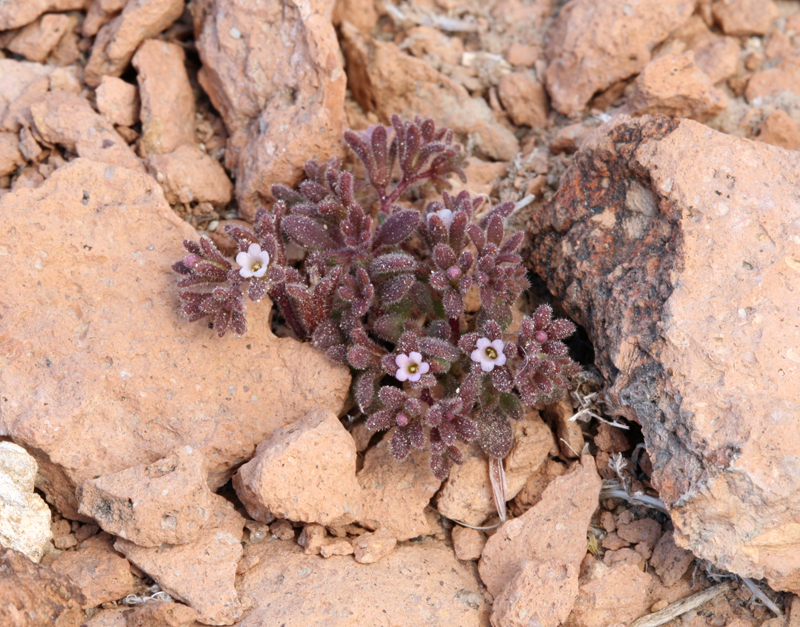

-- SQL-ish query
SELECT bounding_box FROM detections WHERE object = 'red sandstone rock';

[236,540,489,626]
[341,22,519,161]
[30,91,143,172]
[0,547,85,627]
[565,561,652,627]
[95,76,139,127]
[649,531,695,587]
[50,540,135,608]
[83,0,127,37]
[332,0,378,31]
[712,0,779,36]
[0,0,87,31]
[0,159,350,519]
[125,601,197,627]
[625,52,728,121]
[757,109,800,150]
[593,422,630,453]
[0,132,24,176]
[146,145,232,206]
[0,59,56,133]
[82,608,128,627]
[116,503,244,625]
[491,560,579,627]
[542,399,583,459]
[84,0,185,87]
[544,0,695,115]
[132,39,196,155]
[479,455,601,596]
[77,447,219,547]
[357,430,442,541]
[509,458,568,516]
[452,526,485,561]
[524,114,800,592]
[234,408,362,527]
[497,71,549,128]
[352,528,397,564]
[6,13,72,63]
[192,0,347,220]
[746,62,800,103]
[616,517,662,550]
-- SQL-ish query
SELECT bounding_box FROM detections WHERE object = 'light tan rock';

[30,91,143,172]
[352,528,397,564]
[236,539,489,626]
[625,52,728,121]
[437,411,554,526]
[543,399,583,459]
[82,607,128,627]
[491,560,579,627]
[357,430,442,541]
[132,39,196,155]
[509,458,568,516]
[84,0,185,87]
[83,0,127,37]
[116,503,244,625]
[497,71,549,128]
[0,0,87,31]
[234,409,362,527]
[712,0,779,36]
[544,0,695,115]
[479,455,601,596]
[757,109,800,150]
[525,114,800,593]
[650,531,695,587]
[95,76,139,127]
[50,540,135,608]
[18,126,43,162]
[0,132,24,176]
[401,25,465,68]
[565,561,652,627]
[78,446,219,547]
[341,22,519,161]
[452,526,485,561]
[746,62,800,103]
[319,537,353,558]
[6,13,72,63]
[666,15,740,85]
[192,0,347,220]
[0,159,350,519]
[146,145,232,206]
[0,547,86,626]
[0,442,52,562]
[0,59,55,133]
[331,0,378,31]
[126,601,197,627]
[616,517,662,551]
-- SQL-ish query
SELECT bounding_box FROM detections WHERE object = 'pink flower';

[395,351,430,382]
[471,338,506,372]
[236,243,270,278]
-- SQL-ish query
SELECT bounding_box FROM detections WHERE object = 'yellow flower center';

[485,346,498,360]
[251,261,262,272]
[407,363,419,374]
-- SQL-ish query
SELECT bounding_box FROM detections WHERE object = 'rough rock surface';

[452,526,485,562]
[0,442,52,562]
[0,159,350,519]
[126,601,198,627]
[357,430,442,541]
[192,0,347,220]
[342,22,519,161]
[95,76,139,127]
[77,446,219,546]
[0,547,86,627]
[497,72,549,129]
[491,560,578,627]
[236,539,489,626]
[0,59,57,133]
[146,145,233,206]
[6,13,73,63]
[524,114,800,592]
[757,109,800,150]
[625,52,728,121]
[30,91,143,172]
[132,39,196,155]
[234,408,362,527]
[352,528,397,564]
[712,0,779,36]
[479,455,601,597]
[0,0,87,31]
[0,132,25,176]
[116,503,244,625]
[544,0,696,115]
[650,530,695,587]
[84,0,185,87]
[565,561,652,627]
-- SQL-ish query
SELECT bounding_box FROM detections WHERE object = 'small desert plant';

[173,115,580,480]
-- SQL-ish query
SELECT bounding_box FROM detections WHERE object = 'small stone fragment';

[601,532,629,551]
[116,503,244,626]
[297,523,327,555]
[82,607,128,627]
[603,547,645,569]
[0,131,24,176]
[84,0,185,87]
[0,59,55,132]
[95,76,140,127]
[543,400,583,459]
[6,13,72,63]
[0,442,53,562]
[126,600,198,627]
[83,0,127,37]
[566,561,652,627]
[269,519,295,541]
[712,0,779,36]
[497,72,549,128]
[451,526,485,561]
[593,422,630,453]
[650,531,695,587]
[509,458,568,516]
[50,540,135,608]
[146,145,233,206]
[234,409,362,527]
[18,126,42,162]
[491,560,578,627]
[133,39,196,155]
[746,64,800,103]
[319,538,353,558]
[625,52,728,122]
[616,517,662,550]
[0,547,85,626]
[352,528,397,564]
[757,109,800,150]
[53,534,78,550]
[0,0,87,31]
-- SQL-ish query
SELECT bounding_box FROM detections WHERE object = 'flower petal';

[395,368,409,382]
[480,359,495,373]
[247,243,262,256]
[476,337,491,351]
[490,339,505,353]
[239,267,255,278]
[395,354,411,368]
[408,371,421,382]
[235,252,249,267]
[253,265,268,278]
[495,353,507,367]
[409,351,423,364]
[418,362,430,375]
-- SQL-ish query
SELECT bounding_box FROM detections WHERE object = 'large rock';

[342,22,519,161]
[0,159,350,519]
[0,59,56,133]
[146,145,233,207]
[191,0,347,220]
[0,0,87,31]
[524,114,800,592]
[544,0,696,115]
[236,539,489,626]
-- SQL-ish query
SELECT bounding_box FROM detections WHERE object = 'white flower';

[236,243,270,278]
[428,208,454,230]
[395,351,430,383]
[471,338,507,373]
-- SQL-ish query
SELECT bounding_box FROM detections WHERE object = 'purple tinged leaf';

[448,445,465,465]
[282,215,336,250]
[533,304,554,329]
[379,386,407,409]
[548,319,577,340]
[484,320,502,341]
[429,271,449,292]
[458,333,480,353]
[248,280,268,302]
[369,253,416,276]
[354,372,376,411]
[542,341,569,357]
[429,428,445,453]
[409,420,425,449]
[373,210,420,248]
[370,125,390,187]
[491,367,513,393]
[347,346,375,370]
[172,260,191,275]
[501,231,524,255]
[438,421,457,446]
[442,289,463,319]
[419,337,459,362]
[367,410,395,431]
[326,346,348,364]
[231,309,247,336]
[467,223,486,250]
[390,428,411,460]
[433,244,457,270]
[430,454,450,481]
[448,211,468,249]
[373,315,404,342]
[378,275,415,304]
[453,415,479,442]
[479,412,513,458]
[486,215,504,246]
